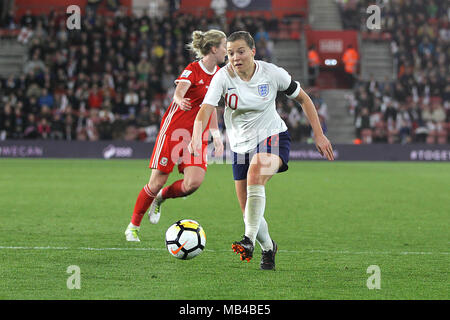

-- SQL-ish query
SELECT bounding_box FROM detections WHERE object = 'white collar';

[199,60,217,75]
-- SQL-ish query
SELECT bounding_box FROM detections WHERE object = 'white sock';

[128,222,139,229]
[256,217,273,251]
[244,185,266,244]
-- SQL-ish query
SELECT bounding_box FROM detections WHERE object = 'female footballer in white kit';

[189,31,334,270]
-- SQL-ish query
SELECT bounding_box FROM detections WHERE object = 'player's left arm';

[294,88,335,161]
[273,63,333,160]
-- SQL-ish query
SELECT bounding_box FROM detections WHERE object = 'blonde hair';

[187,29,226,59]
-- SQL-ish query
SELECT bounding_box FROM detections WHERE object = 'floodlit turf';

[0,158,448,300]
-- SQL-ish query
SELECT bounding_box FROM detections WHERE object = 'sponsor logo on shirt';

[181,70,192,78]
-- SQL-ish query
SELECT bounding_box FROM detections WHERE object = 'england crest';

[258,84,269,97]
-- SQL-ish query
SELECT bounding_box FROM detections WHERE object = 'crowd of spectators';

[3,2,447,145]
[0,5,278,142]
[338,0,449,144]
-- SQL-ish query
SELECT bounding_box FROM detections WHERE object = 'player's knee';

[247,166,273,185]
[147,180,164,194]
[247,172,265,186]
[148,170,169,192]
[183,179,202,195]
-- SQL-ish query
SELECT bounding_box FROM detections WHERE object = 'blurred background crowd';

[0,0,448,144]
[0,4,284,142]
[338,0,449,144]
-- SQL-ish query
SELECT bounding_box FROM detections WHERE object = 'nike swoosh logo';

[171,240,188,254]
[227,88,236,90]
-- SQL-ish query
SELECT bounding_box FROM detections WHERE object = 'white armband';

[285,80,301,99]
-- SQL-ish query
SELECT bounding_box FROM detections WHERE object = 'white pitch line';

[0,246,448,255]
[307,249,449,255]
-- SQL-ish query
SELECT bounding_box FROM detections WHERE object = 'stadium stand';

[337,0,449,144]
[0,1,314,142]
[0,0,447,145]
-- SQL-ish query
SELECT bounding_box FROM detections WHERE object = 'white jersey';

[202,60,301,154]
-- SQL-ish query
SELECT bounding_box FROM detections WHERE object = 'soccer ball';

[165,219,206,260]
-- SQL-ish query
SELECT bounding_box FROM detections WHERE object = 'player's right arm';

[189,103,215,156]
[208,108,224,157]
[189,69,226,156]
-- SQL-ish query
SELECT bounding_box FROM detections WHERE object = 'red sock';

[130,184,156,226]
[161,179,187,199]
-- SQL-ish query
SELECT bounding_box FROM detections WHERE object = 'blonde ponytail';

[186,29,226,59]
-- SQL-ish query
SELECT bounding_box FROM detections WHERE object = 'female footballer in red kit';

[125,30,227,241]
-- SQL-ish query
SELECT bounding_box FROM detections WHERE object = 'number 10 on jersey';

[225,93,238,110]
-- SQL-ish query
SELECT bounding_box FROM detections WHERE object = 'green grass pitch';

[0,158,448,300]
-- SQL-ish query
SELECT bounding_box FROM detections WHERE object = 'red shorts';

[149,129,208,174]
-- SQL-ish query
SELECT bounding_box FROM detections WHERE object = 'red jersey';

[149,60,220,173]
[160,60,220,134]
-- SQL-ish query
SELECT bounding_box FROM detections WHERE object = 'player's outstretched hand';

[188,138,201,157]
[315,134,334,161]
